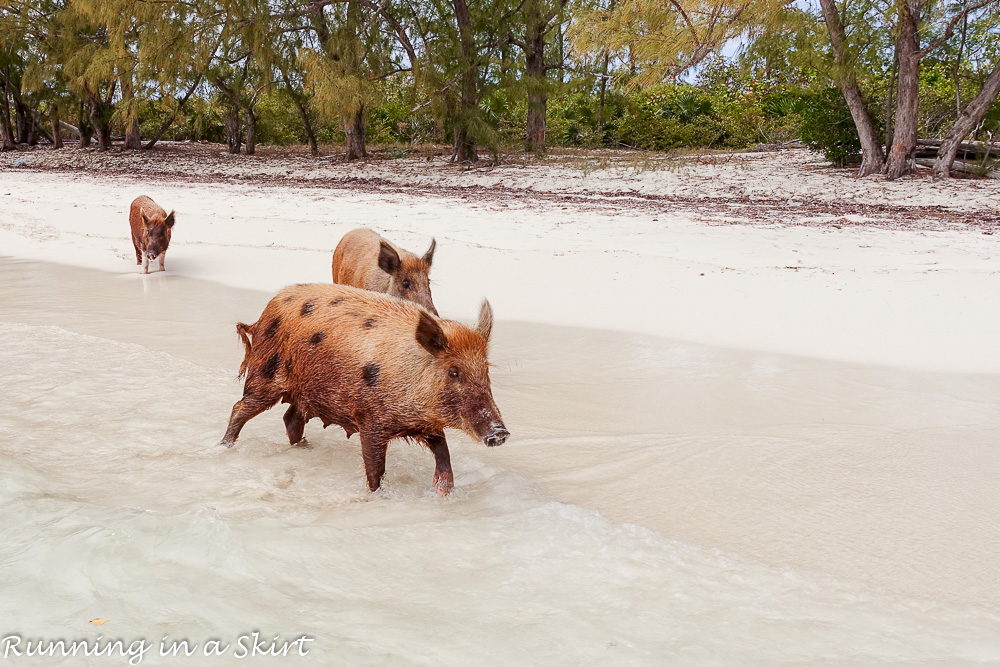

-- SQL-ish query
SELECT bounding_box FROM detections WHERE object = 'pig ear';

[165,211,175,228]
[422,238,436,265]
[378,241,401,274]
[477,299,493,343]
[140,210,149,225]
[415,311,448,356]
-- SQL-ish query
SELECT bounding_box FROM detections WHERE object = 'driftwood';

[915,157,999,179]
[916,138,996,161]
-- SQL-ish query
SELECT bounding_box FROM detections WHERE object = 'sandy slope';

[2,144,999,373]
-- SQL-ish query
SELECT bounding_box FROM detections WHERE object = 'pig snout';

[145,251,159,260]
[482,423,509,447]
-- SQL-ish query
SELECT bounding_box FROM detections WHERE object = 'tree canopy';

[1,0,998,177]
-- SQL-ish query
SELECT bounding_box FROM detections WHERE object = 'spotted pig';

[221,283,508,495]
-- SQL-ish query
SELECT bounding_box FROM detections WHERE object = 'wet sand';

[3,255,1000,621]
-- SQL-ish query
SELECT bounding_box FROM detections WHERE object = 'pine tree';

[507,0,570,153]
[570,0,786,89]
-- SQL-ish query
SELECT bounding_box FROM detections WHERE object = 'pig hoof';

[433,470,454,496]
[219,439,235,448]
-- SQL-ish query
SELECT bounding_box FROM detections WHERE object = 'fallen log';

[916,138,996,161]
[916,157,999,179]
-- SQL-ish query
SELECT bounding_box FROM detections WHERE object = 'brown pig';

[221,283,509,495]
[129,195,175,274]
[331,228,438,315]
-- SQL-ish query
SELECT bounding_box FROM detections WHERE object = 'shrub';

[797,87,868,166]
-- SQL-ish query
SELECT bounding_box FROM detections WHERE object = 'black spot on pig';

[364,318,376,329]
[310,331,326,345]
[330,298,345,307]
[362,363,380,387]
[265,317,281,339]
[301,300,315,316]
[261,353,282,380]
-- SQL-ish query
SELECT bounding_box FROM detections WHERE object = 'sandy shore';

[3,144,1000,373]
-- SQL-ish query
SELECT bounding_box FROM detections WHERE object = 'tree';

[415,0,522,162]
[508,0,570,152]
[883,0,998,178]
[817,0,886,175]
[278,0,415,160]
[206,0,270,155]
[933,61,1000,176]
[933,6,1000,176]
[571,0,787,89]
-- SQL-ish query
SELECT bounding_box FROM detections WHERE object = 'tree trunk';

[953,14,968,118]
[597,51,611,142]
[88,88,115,151]
[15,100,27,144]
[818,0,884,176]
[884,50,897,154]
[122,78,141,149]
[345,105,367,160]
[244,107,257,155]
[933,62,1000,178]
[288,83,319,156]
[0,89,15,150]
[451,0,479,163]
[305,122,319,156]
[885,0,921,180]
[124,117,141,149]
[52,106,63,149]
[524,15,547,154]
[78,103,93,148]
[225,106,242,154]
[91,102,113,151]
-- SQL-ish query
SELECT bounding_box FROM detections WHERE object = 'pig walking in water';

[331,228,438,315]
[129,195,175,273]
[221,283,509,495]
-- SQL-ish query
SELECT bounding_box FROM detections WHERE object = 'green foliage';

[609,86,724,149]
[797,87,866,166]
[255,89,307,145]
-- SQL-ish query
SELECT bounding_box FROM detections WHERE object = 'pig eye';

[448,367,460,380]
[402,279,412,290]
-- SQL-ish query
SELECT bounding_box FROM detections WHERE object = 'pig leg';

[283,404,307,445]
[360,432,389,492]
[133,241,142,265]
[142,254,150,274]
[220,395,279,447]
[425,434,454,496]
[158,253,166,272]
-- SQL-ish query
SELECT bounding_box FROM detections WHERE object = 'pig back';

[129,195,166,237]
[331,228,393,293]
[251,284,435,421]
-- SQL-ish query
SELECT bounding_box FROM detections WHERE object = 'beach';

[2,145,999,663]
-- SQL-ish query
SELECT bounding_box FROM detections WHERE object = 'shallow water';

[2,257,999,665]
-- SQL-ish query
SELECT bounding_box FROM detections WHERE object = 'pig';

[331,228,438,315]
[129,195,175,274]
[221,283,509,495]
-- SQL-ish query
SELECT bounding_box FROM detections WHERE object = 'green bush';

[797,87,867,166]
